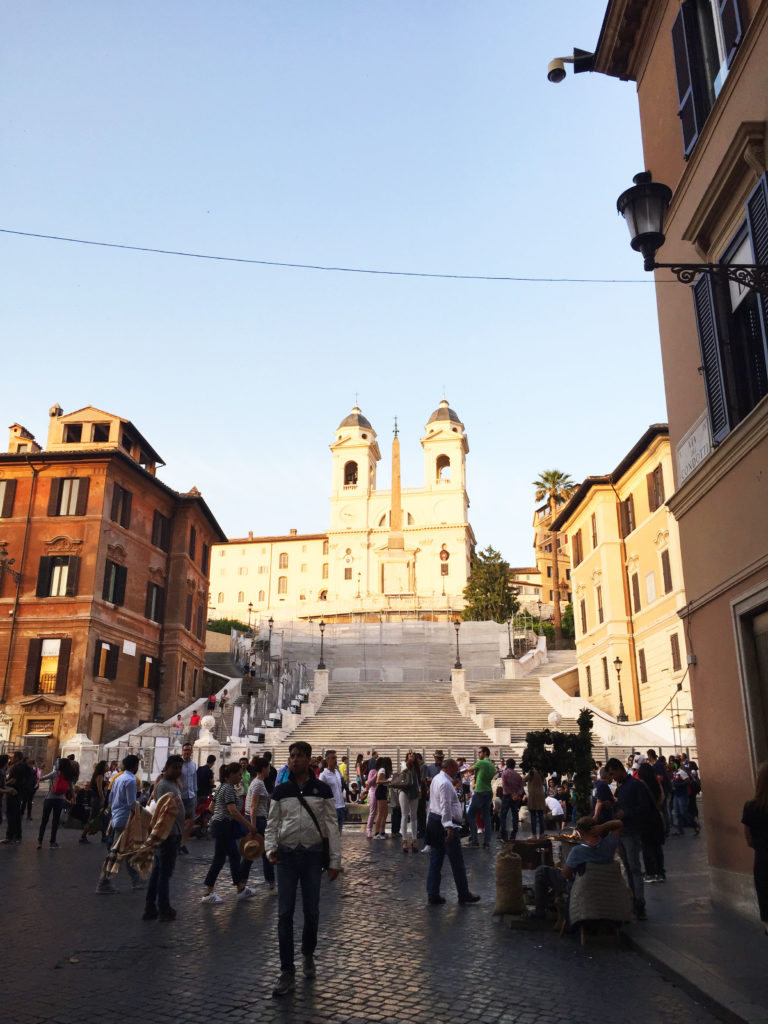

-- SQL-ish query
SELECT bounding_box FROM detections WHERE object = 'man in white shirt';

[319,750,346,833]
[425,758,480,906]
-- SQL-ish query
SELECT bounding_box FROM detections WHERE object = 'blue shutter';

[671,3,704,158]
[719,0,743,67]
[693,274,731,444]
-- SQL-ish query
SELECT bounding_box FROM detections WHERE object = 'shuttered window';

[646,465,665,512]
[693,175,768,447]
[671,633,683,672]
[110,483,132,528]
[152,510,171,552]
[572,530,584,567]
[185,593,194,630]
[189,526,197,560]
[48,477,89,516]
[638,648,648,684]
[103,560,127,605]
[0,479,17,518]
[580,599,587,634]
[591,513,598,549]
[138,654,156,689]
[145,583,165,623]
[24,637,71,695]
[661,550,673,594]
[632,573,642,613]
[602,657,610,690]
[620,495,636,538]
[596,586,604,624]
[36,555,79,597]
[585,665,592,697]
[93,640,119,680]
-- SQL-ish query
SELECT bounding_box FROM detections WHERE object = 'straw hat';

[239,834,265,861]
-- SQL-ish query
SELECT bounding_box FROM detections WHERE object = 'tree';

[462,546,520,622]
[207,617,249,635]
[560,602,575,640]
[533,470,576,643]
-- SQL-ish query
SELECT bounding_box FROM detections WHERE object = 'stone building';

[551,426,690,726]
[210,400,476,622]
[0,405,225,761]
[568,0,768,913]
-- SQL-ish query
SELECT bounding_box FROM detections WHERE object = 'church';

[210,400,476,622]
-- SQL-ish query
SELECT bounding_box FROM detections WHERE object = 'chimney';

[290,528,297,536]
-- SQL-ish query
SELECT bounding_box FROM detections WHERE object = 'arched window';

[344,461,358,485]
[322,540,329,555]
[278,552,288,569]
[278,576,287,594]
[258,589,265,601]
[319,589,328,600]
[217,592,224,602]
[436,454,451,482]
[237,591,244,602]
[238,566,247,575]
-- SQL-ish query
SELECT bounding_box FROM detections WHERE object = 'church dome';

[426,399,461,425]
[337,405,373,430]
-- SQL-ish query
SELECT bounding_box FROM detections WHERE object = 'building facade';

[577,0,768,912]
[211,400,476,622]
[552,426,690,726]
[532,503,572,621]
[0,405,225,760]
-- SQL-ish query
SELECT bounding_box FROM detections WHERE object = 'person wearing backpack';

[37,758,76,849]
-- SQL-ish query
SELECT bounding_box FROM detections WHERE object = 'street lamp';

[0,543,21,584]
[617,171,768,293]
[506,615,515,659]
[537,598,543,635]
[453,619,462,670]
[318,619,326,670]
[613,656,629,723]
[247,601,254,630]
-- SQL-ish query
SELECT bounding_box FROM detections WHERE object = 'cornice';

[594,0,664,81]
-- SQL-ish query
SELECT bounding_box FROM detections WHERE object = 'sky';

[1,2,665,566]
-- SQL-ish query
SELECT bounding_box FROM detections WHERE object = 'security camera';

[547,58,566,84]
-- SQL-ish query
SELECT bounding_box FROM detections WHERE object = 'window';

[138,654,156,689]
[0,479,17,518]
[436,454,451,482]
[645,572,657,605]
[258,590,265,601]
[24,637,71,695]
[602,657,610,689]
[36,555,79,597]
[278,553,288,569]
[322,563,329,579]
[152,510,171,552]
[193,667,198,694]
[277,577,287,594]
[94,640,119,680]
[671,0,743,158]
[671,633,683,672]
[145,583,165,623]
[258,565,268,574]
[585,665,592,697]
[344,568,352,581]
[238,567,248,576]
[591,512,598,549]
[323,540,329,555]
[661,550,673,594]
[201,543,210,574]
[48,477,89,516]
[102,560,127,606]
[62,423,82,443]
[196,605,204,639]
[344,461,358,485]
[110,483,132,528]
[638,648,648,684]
[632,573,642,613]
[646,465,665,513]
[237,590,245,602]
[301,563,308,573]
[185,593,194,630]
[580,599,587,634]
[219,548,226,557]
[189,526,197,560]
[92,422,110,443]
[180,661,187,692]
[546,565,552,578]
[694,177,768,446]
[319,589,328,600]
[572,530,584,567]
[620,495,636,538]
[217,591,224,602]
[596,586,604,624]
[549,590,554,600]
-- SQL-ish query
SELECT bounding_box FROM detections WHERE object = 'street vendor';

[531,816,623,919]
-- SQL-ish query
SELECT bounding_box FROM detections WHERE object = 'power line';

[0,227,654,285]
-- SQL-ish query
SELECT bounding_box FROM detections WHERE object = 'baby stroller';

[191,795,213,838]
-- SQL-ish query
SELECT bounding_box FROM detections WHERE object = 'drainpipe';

[609,480,642,720]
[2,460,41,703]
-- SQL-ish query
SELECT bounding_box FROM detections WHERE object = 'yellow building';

[551,426,689,723]
[210,401,476,622]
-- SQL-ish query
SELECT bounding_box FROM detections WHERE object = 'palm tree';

[533,470,576,644]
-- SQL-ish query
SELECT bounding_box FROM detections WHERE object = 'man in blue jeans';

[467,746,495,848]
[266,741,341,998]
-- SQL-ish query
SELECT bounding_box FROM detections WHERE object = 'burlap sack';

[493,848,526,915]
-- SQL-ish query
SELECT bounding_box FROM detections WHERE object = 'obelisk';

[389,418,404,548]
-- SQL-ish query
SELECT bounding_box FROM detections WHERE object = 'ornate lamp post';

[0,543,21,584]
[453,619,462,670]
[506,615,515,659]
[318,619,326,670]
[613,656,629,723]
[537,598,543,635]
[617,171,768,292]
[247,601,254,631]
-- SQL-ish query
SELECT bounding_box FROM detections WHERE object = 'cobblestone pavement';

[5,825,719,1024]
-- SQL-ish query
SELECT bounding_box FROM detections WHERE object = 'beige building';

[532,502,572,621]
[211,401,476,622]
[551,426,689,725]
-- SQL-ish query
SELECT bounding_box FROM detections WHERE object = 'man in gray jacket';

[266,741,341,998]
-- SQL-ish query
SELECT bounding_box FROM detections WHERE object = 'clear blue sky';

[1,2,664,565]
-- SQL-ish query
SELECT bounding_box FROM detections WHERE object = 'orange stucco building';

[0,405,225,764]
[570,0,768,913]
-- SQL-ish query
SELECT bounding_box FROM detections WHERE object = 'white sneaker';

[239,886,256,898]
[421,845,431,854]
[201,892,223,904]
